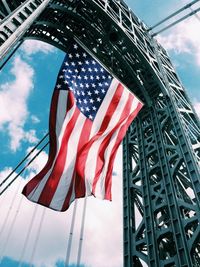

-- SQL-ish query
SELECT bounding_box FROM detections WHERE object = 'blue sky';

[0,1,200,267]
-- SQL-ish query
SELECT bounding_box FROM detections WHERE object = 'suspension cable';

[0,133,49,189]
[0,150,47,266]
[29,208,46,267]
[18,205,38,267]
[152,6,200,36]
[77,197,87,267]
[0,186,7,210]
[0,178,22,258]
[65,200,78,267]
[0,142,49,196]
[190,6,200,21]
[0,175,24,265]
[149,0,200,30]
[0,195,23,264]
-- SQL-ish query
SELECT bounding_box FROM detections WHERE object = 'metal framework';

[0,0,200,266]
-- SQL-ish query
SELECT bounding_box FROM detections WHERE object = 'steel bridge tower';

[0,0,200,266]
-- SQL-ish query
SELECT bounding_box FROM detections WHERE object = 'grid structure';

[0,1,200,266]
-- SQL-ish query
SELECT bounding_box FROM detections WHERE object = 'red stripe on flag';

[22,90,60,196]
[104,100,143,200]
[92,92,134,196]
[61,119,93,211]
[98,83,123,134]
[76,83,123,178]
[75,119,93,198]
[67,88,75,111]
[38,95,80,206]
[61,171,76,211]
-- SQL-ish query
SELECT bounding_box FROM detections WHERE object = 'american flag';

[22,41,143,211]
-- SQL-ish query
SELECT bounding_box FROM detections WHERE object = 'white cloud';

[31,115,40,124]
[157,16,200,66]
[0,56,38,151]
[21,40,55,56]
[0,148,123,267]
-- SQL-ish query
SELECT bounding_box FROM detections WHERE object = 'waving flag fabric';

[22,41,143,211]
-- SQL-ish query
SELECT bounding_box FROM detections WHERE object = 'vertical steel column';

[0,0,50,61]
[123,40,200,266]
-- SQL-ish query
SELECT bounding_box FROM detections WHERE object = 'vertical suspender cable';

[65,200,78,267]
[0,136,48,263]
[77,197,87,267]
[18,205,38,267]
[0,179,21,265]
[0,177,22,257]
[29,208,46,267]
[0,195,23,263]
[0,168,28,264]
[0,189,7,210]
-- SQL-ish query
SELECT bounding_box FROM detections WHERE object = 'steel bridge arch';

[24,0,158,104]
[0,0,200,266]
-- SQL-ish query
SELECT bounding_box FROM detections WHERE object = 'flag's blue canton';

[57,43,113,121]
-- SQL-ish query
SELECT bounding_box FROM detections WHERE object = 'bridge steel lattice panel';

[0,1,200,266]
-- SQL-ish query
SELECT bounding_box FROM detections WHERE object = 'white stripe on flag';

[56,90,68,135]
[93,97,140,198]
[28,91,75,201]
[50,112,86,210]
[89,78,119,137]
[84,85,130,195]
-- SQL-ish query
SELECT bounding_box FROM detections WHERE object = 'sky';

[0,0,200,267]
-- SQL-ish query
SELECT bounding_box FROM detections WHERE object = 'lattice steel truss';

[0,1,200,266]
